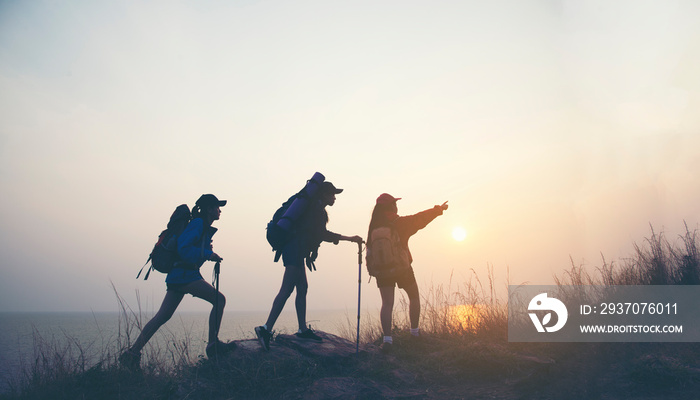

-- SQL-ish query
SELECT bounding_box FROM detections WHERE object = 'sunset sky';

[1,0,699,316]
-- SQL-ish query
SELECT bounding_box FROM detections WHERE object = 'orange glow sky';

[1,1,699,315]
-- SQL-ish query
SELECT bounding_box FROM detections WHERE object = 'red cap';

[376,193,401,205]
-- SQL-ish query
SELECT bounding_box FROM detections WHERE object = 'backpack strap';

[143,265,153,280]
[136,256,153,280]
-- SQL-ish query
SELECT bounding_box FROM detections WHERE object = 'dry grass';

[3,223,700,399]
[556,222,700,287]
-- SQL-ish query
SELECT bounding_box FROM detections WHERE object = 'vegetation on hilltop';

[3,225,700,399]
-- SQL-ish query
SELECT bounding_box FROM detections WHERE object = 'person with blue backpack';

[119,194,236,370]
[256,179,363,350]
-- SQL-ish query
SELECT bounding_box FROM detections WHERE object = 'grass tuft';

[3,223,700,399]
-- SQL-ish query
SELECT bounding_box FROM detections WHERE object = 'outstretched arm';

[394,201,449,237]
[339,234,363,244]
[321,230,363,244]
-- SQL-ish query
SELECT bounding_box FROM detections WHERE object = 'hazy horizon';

[2,0,699,314]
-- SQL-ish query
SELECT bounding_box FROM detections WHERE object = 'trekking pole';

[213,261,221,326]
[356,241,363,354]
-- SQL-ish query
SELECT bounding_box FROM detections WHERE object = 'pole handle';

[213,261,221,290]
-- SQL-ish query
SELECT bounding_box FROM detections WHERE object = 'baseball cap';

[195,194,227,208]
[320,181,343,194]
[376,193,401,205]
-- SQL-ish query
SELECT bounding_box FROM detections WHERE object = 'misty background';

[1,0,699,314]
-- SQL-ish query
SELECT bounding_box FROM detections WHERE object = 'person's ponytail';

[367,203,393,242]
[191,204,203,220]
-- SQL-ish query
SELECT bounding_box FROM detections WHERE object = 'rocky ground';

[177,331,560,399]
[6,330,700,399]
[186,331,700,400]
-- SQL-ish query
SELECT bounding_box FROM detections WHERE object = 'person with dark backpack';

[366,193,448,353]
[255,178,363,350]
[119,194,236,370]
[136,204,192,280]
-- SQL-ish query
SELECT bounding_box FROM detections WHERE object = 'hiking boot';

[380,342,393,354]
[295,327,323,342]
[206,340,237,359]
[118,349,142,371]
[255,325,272,351]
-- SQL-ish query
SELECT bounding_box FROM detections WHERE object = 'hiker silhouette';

[119,194,235,370]
[256,176,363,350]
[367,194,448,353]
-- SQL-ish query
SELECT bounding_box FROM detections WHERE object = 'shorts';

[282,239,305,268]
[375,268,417,289]
[166,282,190,293]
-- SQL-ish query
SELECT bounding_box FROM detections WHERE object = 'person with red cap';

[367,193,448,353]
[120,194,236,370]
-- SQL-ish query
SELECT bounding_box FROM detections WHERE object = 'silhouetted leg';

[265,266,303,330]
[130,290,185,353]
[294,267,308,331]
[403,282,421,330]
[379,286,395,337]
[185,279,226,344]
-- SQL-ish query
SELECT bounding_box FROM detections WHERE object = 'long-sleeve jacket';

[294,200,341,257]
[177,218,216,266]
[165,218,217,284]
[392,206,444,264]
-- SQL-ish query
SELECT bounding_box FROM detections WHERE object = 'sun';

[452,227,467,241]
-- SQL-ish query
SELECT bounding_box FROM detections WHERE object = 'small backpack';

[366,225,411,278]
[137,204,192,280]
